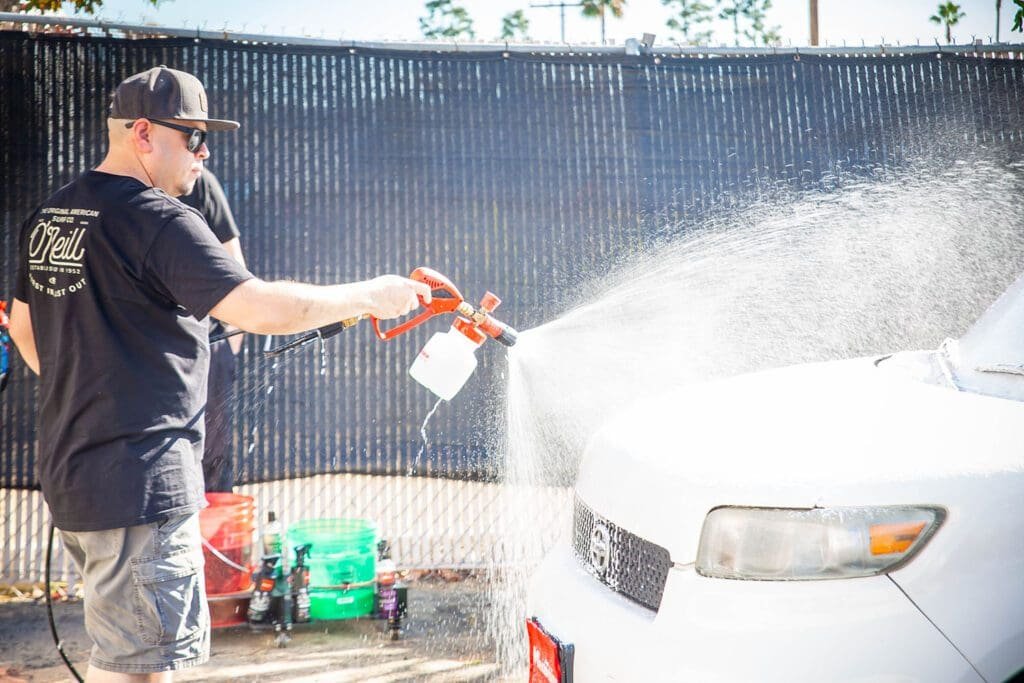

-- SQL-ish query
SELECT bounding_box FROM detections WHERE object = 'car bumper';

[527,545,981,683]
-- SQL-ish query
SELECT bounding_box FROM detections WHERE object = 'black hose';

[264,321,348,357]
[210,321,351,357]
[209,328,245,344]
[46,523,84,683]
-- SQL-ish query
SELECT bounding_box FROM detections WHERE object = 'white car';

[527,275,1024,683]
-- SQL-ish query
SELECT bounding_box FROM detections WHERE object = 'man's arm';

[219,237,246,354]
[209,275,431,336]
[8,299,39,375]
[220,237,246,269]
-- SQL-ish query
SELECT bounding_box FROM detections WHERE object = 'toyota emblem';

[589,522,610,575]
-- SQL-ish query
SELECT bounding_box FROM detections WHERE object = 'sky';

[37,0,1024,46]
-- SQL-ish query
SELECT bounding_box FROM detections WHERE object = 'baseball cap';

[110,66,239,131]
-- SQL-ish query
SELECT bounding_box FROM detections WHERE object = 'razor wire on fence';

[2,20,1024,579]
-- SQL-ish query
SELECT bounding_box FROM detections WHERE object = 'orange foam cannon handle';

[371,267,464,341]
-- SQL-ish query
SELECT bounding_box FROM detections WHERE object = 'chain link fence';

[2,16,1023,582]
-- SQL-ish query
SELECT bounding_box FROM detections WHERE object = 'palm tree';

[581,0,625,44]
[930,2,965,44]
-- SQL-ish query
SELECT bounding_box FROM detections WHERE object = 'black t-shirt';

[178,167,240,244]
[13,170,253,532]
[178,168,241,341]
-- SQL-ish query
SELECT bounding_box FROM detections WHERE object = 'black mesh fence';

[3,30,1023,488]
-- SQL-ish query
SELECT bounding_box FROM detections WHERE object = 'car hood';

[574,355,1024,564]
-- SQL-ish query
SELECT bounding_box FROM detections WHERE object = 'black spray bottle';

[247,553,281,625]
[291,543,313,624]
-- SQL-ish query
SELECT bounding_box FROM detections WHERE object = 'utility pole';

[809,0,819,46]
[996,0,1002,42]
[530,1,583,42]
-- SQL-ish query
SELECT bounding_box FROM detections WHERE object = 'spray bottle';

[262,511,283,556]
[290,543,312,624]
[247,553,281,625]
[375,539,406,640]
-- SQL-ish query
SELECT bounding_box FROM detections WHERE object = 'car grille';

[572,496,673,612]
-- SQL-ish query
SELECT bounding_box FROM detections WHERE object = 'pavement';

[0,574,511,682]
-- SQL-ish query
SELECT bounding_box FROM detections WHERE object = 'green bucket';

[286,518,378,620]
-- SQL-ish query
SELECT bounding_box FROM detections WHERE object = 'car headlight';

[696,505,945,580]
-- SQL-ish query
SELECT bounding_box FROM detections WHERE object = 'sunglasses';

[126,119,207,153]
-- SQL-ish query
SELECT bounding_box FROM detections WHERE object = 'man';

[179,167,245,492]
[7,66,429,681]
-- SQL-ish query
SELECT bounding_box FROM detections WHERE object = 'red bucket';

[199,493,255,597]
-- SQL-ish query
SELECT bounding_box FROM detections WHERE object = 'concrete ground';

[0,575,510,682]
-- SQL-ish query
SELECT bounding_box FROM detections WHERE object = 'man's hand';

[363,275,433,320]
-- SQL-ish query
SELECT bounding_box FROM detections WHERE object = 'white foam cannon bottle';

[410,291,518,400]
[370,268,518,399]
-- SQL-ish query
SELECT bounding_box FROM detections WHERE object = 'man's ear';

[130,119,154,153]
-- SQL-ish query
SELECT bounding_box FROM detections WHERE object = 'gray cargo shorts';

[58,512,210,674]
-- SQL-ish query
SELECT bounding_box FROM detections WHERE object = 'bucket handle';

[201,538,251,574]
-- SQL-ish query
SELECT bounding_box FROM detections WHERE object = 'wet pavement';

[0,574,510,682]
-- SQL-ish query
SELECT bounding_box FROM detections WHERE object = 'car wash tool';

[374,539,407,641]
[290,543,313,624]
[263,267,519,362]
[247,553,282,626]
[1,300,11,393]
[377,268,520,400]
[262,511,283,556]
[370,267,518,348]
[375,267,519,399]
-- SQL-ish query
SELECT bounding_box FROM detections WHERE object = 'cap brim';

[178,117,240,132]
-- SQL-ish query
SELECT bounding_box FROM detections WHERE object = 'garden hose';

[46,523,84,682]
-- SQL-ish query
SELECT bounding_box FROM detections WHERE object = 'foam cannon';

[264,267,518,400]
[378,267,518,400]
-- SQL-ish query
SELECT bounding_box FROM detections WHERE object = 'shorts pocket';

[131,549,204,647]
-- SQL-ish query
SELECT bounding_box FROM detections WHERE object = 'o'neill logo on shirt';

[26,206,95,299]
